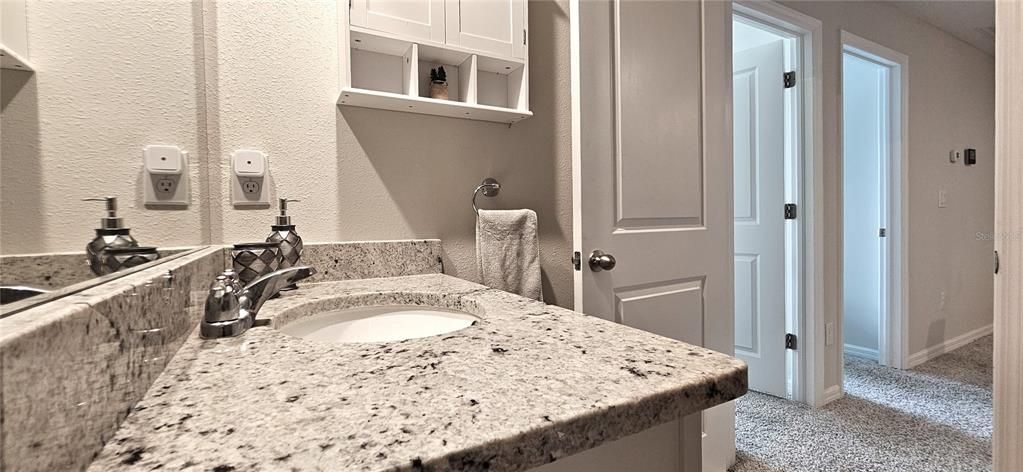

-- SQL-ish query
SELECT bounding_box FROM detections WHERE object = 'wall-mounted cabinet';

[339,0,530,124]
[445,0,525,59]
[350,0,446,44]
[1,0,34,71]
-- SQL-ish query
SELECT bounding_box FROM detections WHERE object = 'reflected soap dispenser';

[83,196,139,275]
[266,198,303,273]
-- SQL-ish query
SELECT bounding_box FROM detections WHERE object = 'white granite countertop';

[89,274,747,472]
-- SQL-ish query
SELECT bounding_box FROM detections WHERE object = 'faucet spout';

[200,266,316,339]
[239,266,317,315]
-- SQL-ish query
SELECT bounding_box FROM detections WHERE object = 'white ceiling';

[888,0,995,56]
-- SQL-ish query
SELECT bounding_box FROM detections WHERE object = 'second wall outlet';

[143,145,189,206]
[232,149,270,206]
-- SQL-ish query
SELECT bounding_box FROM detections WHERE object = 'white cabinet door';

[445,0,525,59]
[351,0,446,44]
[573,0,734,470]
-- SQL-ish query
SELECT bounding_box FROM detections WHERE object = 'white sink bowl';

[278,305,480,344]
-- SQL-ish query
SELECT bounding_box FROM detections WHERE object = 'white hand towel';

[476,209,543,301]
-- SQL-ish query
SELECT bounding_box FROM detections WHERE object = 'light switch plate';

[143,145,189,206]
[232,149,270,206]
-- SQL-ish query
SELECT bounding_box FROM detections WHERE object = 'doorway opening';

[840,31,908,371]
[731,11,802,401]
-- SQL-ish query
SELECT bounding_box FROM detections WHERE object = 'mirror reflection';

[1,0,209,306]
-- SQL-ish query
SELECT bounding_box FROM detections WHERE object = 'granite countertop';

[89,274,747,472]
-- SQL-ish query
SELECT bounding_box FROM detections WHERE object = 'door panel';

[351,0,446,44]
[574,1,734,470]
[617,2,703,226]
[733,255,758,352]
[732,40,787,398]
[616,280,705,345]
[445,0,524,58]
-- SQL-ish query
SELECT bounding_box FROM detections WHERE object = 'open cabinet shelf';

[339,88,532,123]
[0,44,33,71]
[338,28,530,124]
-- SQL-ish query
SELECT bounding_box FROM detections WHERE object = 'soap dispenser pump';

[83,196,139,275]
[266,198,303,270]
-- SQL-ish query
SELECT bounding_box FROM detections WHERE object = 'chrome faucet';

[200,266,316,339]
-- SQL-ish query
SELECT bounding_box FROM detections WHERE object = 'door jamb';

[839,31,910,373]
[733,0,824,407]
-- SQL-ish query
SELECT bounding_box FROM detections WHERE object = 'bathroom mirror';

[0,0,212,308]
[0,246,205,317]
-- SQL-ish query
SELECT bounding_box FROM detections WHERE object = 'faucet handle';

[220,270,243,293]
[204,276,241,324]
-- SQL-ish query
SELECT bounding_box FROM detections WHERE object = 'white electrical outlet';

[938,189,948,208]
[232,149,270,206]
[939,291,947,311]
[143,145,189,206]
[825,322,835,346]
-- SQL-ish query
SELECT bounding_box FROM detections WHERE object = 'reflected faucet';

[201,266,316,339]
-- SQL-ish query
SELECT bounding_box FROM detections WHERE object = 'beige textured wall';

[0,0,210,254]
[1,0,573,307]
[781,1,995,391]
[204,0,574,307]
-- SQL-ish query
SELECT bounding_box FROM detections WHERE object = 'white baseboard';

[844,343,880,360]
[821,385,843,405]
[906,324,993,368]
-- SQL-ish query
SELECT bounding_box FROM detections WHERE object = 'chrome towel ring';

[472,178,501,215]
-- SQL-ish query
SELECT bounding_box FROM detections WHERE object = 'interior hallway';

[731,337,993,472]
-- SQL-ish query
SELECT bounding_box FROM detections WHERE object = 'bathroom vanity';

[82,242,745,471]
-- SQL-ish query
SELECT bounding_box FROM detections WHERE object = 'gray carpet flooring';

[731,336,992,472]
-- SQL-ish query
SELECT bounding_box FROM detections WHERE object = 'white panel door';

[732,40,788,398]
[445,0,525,59]
[573,1,734,470]
[994,3,1023,469]
[351,0,446,44]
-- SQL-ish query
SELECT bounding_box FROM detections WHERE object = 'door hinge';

[523,29,527,45]
[349,0,352,9]
[879,228,887,238]
[785,333,797,350]
[784,71,796,88]
[572,251,581,271]
[784,203,797,220]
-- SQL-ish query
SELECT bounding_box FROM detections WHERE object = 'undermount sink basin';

[278,305,480,344]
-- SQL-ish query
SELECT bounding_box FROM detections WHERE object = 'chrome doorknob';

[589,250,617,272]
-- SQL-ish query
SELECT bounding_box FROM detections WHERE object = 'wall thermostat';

[964,148,976,166]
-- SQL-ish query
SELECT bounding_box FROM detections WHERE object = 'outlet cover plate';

[232,150,271,206]
[143,146,189,206]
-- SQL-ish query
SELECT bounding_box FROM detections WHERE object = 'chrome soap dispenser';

[83,196,138,275]
[266,198,303,270]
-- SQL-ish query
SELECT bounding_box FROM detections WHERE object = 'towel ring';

[472,178,501,215]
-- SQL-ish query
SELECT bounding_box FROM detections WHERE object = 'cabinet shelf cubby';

[339,26,531,124]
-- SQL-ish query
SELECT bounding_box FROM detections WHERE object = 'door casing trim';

[840,30,911,375]
[734,0,825,407]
